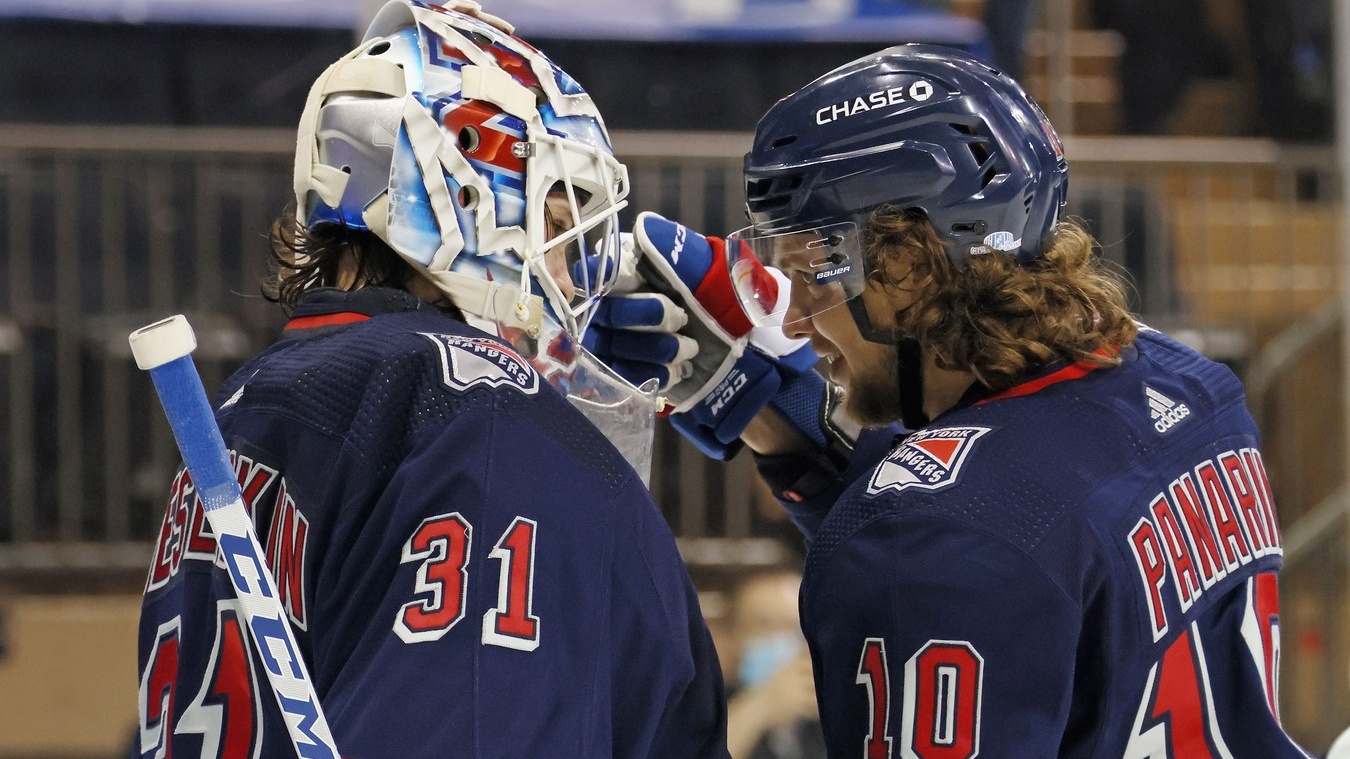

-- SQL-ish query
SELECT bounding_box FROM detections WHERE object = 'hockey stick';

[129,315,340,759]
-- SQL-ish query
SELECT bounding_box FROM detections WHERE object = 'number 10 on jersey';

[857,637,985,759]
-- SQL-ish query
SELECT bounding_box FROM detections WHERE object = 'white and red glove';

[583,212,819,459]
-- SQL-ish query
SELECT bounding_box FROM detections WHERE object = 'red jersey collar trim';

[975,348,1114,405]
[284,312,371,331]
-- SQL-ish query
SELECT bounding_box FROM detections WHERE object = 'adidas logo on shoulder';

[1146,385,1191,433]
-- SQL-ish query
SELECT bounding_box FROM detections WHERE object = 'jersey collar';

[944,343,1135,414]
[976,354,1105,405]
[284,287,434,332]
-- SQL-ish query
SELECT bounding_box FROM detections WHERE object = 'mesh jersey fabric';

[798,328,1309,758]
[134,287,728,759]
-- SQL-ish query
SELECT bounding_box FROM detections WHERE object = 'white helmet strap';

[461,65,538,121]
[421,269,544,334]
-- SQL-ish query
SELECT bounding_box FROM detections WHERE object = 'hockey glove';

[582,233,700,391]
[586,212,821,459]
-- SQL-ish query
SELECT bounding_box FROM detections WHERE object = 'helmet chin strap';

[844,297,929,430]
[420,268,546,338]
[894,339,929,430]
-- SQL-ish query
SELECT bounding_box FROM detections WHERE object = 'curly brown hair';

[865,206,1139,394]
[263,208,424,312]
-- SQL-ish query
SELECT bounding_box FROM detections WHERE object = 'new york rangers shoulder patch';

[421,333,539,395]
[866,426,993,496]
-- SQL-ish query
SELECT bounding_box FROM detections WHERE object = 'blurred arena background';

[1,0,1348,754]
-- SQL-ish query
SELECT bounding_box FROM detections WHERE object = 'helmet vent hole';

[458,126,481,153]
[367,41,391,56]
[770,135,798,149]
[968,141,991,165]
[340,165,352,174]
[981,167,999,188]
[470,31,494,48]
[785,175,804,190]
[458,186,480,210]
[530,86,548,107]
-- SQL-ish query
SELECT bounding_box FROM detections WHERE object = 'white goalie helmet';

[294,0,630,342]
[293,1,656,481]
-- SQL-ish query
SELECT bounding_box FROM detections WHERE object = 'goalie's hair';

[264,207,423,312]
[865,205,1139,393]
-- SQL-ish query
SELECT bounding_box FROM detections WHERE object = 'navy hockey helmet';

[729,44,1063,426]
[748,43,1066,262]
[727,44,1068,330]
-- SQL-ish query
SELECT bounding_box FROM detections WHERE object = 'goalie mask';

[294,0,629,343]
[294,0,656,481]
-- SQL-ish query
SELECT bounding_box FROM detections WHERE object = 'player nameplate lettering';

[422,333,539,395]
[866,425,993,496]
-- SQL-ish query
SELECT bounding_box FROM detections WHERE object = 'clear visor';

[727,220,866,327]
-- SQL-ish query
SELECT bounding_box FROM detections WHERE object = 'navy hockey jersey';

[135,288,728,759]
[798,329,1310,758]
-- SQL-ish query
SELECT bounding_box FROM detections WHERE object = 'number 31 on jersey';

[394,512,541,651]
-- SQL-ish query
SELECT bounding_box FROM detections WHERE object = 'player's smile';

[814,342,840,364]
[787,284,902,426]
[817,343,848,385]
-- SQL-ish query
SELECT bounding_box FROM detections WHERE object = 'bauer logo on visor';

[728,221,865,327]
[814,263,852,284]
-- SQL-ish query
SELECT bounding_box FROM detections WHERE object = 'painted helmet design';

[294,0,629,340]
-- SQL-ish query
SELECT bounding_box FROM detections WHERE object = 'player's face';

[785,279,906,426]
[543,192,578,302]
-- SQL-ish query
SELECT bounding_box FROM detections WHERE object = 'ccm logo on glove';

[707,368,749,417]
[669,223,686,265]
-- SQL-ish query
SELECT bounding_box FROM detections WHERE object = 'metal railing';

[0,126,1342,564]
[1242,300,1350,747]
[2,122,1347,746]
[0,127,294,579]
